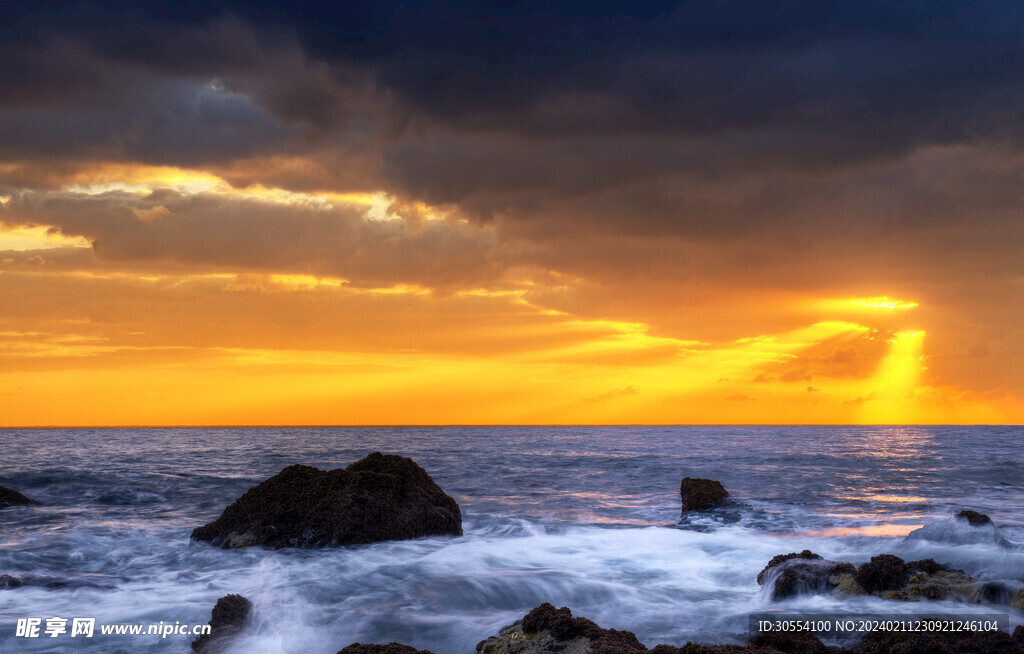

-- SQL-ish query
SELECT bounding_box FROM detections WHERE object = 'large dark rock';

[757,550,856,600]
[855,554,908,594]
[757,550,823,584]
[476,603,830,654]
[477,603,648,653]
[192,594,252,653]
[0,486,39,508]
[191,452,463,548]
[338,645,434,654]
[958,510,993,526]
[756,552,981,602]
[680,478,730,512]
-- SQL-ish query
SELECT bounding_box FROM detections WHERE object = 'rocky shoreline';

[4,458,1022,653]
[193,598,1024,654]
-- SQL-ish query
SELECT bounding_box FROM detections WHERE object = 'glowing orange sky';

[1,164,1020,426]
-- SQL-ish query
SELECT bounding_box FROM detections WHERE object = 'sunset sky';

[2,1,1023,425]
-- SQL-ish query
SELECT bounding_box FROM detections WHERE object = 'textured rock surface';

[756,550,856,600]
[474,603,832,654]
[192,594,252,653]
[680,478,730,512]
[758,553,980,603]
[0,485,39,508]
[192,452,462,548]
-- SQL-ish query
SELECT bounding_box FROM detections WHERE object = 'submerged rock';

[191,452,462,548]
[192,594,252,653]
[0,486,39,508]
[680,478,730,512]
[905,511,1012,548]
[338,645,434,654]
[757,550,856,600]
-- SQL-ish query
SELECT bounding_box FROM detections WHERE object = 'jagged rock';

[192,594,252,653]
[860,628,1022,654]
[957,510,993,526]
[757,550,823,584]
[906,512,1012,548]
[680,478,730,512]
[757,552,985,603]
[855,554,908,593]
[476,603,647,653]
[0,486,39,508]
[192,453,462,548]
[338,645,434,654]
[757,551,856,600]
[476,604,830,654]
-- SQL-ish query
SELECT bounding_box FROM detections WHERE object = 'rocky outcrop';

[680,478,730,512]
[475,604,834,654]
[338,645,434,654]
[477,603,648,653]
[756,550,856,600]
[192,594,252,653]
[192,452,462,548]
[0,486,39,508]
[758,552,980,603]
[906,510,1012,548]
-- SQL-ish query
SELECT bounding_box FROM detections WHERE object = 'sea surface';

[0,426,1022,653]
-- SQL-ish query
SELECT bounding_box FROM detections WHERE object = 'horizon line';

[1,423,1021,429]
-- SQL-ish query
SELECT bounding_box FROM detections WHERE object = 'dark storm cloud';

[4,1,1024,171]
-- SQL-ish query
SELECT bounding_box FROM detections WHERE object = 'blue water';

[0,426,1022,653]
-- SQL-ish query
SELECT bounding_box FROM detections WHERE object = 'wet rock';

[906,559,944,576]
[859,628,1021,654]
[476,605,834,654]
[0,574,24,589]
[974,580,1024,609]
[757,552,985,603]
[338,645,434,654]
[680,478,730,512]
[1014,626,1024,646]
[476,603,647,653]
[192,452,462,548]
[855,555,908,594]
[192,594,252,653]
[757,551,823,584]
[957,510,993,526]
[906,512,1012,548]
[757,551,857,600]
[0,486,39,508]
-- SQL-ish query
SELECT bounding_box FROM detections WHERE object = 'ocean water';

[0,426,1022,653]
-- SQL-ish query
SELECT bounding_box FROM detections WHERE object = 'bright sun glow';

[850,297,919,310]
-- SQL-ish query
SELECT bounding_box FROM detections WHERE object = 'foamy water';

[1,426,1022,652]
